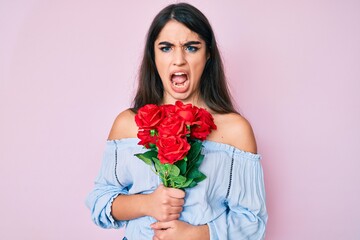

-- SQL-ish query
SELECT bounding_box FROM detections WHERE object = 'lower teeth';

[173,82,185,87]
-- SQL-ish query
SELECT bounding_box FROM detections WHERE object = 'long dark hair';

[132,3,237,114]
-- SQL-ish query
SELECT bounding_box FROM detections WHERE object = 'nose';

[173,48,186,66]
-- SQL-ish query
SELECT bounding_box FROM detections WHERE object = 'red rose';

[190,123,212,141]
[196,108,217,130]
[158,115,189,137]
[190,108,217,141]
[157,135,190,164]
[137,129,157,148]
[135,104,164,129]
[161,104,176,117]
[174,101,201,126]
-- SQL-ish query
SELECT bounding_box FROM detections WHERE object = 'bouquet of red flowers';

[134,101,217,189]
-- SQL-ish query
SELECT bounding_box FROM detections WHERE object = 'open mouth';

[171,72,188,89]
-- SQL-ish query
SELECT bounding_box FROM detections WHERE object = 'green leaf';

[186,140,202,161]
[162,163,170,173]
[171,175,186,184]
[187,168,206,184]
[188,181,198,188]
[185,153,204,176]
[175,160,187,175]
[188,169,203,179]
[156,164,181,178]
[143,150,158,159]
[153,161,180,181]
[149,143,156,149]
[181,178,194,188]
[193,154,205,168]
[194,172,206,182]
[168,164,180,177]
[134,153,153,166]
[153,157,162,173]
[136,139,207,189]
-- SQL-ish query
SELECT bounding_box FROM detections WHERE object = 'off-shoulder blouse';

[86,138,267,239]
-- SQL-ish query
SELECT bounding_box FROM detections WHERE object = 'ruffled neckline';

[107,137,261,161]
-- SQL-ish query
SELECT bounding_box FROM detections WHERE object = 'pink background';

[1,0,359,239]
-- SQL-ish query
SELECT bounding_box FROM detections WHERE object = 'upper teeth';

[174,72,185,76]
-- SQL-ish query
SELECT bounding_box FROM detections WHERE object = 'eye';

[185,46,199,53]
[160,46,171,52]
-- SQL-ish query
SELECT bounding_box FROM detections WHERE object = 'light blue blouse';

[86,138,267,239]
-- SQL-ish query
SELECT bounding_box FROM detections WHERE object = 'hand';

[146,185,185,221]
[151,220,209,240]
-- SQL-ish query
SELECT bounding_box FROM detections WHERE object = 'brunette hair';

[132,2,237,113]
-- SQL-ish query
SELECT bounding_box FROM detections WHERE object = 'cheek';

[155,60,166,78]
[155,54,170,78]
[190,57,207,78]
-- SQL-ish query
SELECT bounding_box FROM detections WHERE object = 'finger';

[167,213,180,221]
[151,223,163,230]
[153,229,166,234]
[157,211,179,222]
[169,206,183,214]
[151,221,174,230]
[167,188,185,198]
[153,229,166,240]
[169,198,184,207]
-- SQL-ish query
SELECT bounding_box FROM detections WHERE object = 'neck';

[162,95,208,109]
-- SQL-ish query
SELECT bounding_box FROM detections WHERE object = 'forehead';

[155,20,202,43]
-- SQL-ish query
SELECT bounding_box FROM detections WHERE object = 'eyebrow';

[158,41,202,46]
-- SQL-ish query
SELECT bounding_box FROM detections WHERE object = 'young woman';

[86,3,267,240]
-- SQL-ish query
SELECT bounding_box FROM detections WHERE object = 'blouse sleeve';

[85,141,129,229]
[207,150,268,240]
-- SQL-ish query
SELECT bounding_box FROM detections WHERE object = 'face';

[154,20,208,105]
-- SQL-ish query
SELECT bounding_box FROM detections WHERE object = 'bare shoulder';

[210,113,257,154]
[107,109,138,140]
